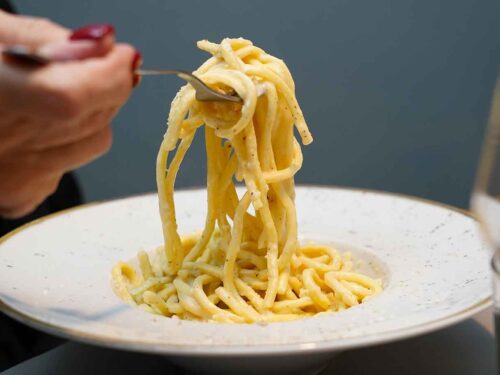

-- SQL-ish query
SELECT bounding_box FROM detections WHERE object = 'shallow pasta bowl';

[0,186,491,374]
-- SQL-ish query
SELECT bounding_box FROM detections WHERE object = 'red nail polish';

[132,74,141,88]
[131,50,142,87]
[69,24,115,41]
[131,50,142,71]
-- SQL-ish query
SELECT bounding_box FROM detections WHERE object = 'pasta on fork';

[112,38,382,323]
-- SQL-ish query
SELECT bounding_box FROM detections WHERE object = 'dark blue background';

[17,0,500,208]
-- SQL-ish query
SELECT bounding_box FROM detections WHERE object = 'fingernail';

[69,24,115,41]
[131,50,142,87]
[131,50,142,70]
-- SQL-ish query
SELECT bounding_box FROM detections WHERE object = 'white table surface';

[4,317,497,375]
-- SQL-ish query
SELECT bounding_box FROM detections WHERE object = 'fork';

[137,68,241,103]
[1,45,242,103]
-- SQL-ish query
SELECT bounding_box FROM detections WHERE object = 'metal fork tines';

[137,69,242,103]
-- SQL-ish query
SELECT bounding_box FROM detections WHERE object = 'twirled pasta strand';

[112,38,382,323]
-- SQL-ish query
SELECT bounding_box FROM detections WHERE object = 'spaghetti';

[112,38,382,323]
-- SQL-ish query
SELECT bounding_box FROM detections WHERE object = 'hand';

[0,11,141,218]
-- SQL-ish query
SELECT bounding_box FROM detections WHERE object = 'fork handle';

[136,69,188,76]
[2,46,49,65]
[1,48,187,77]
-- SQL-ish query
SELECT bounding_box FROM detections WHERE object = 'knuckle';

[33,17,55,29]
[30,66,90,119]
[44,81,86,119]
[116,43,137,59]
[14,202,37,218]
[0,162,62,219]
[115,84,132,104]
[0,206,30,219]
[11,198,41,218]
[56,91,84,118]
[47,176,62,195]
[26,16,66,37]
[112,44,136,88]
[97,127,113,154]
[0,193,35,219]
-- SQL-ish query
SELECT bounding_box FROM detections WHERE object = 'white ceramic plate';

[0,187,492,374]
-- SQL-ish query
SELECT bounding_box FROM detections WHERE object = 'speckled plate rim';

[0,185,492,357]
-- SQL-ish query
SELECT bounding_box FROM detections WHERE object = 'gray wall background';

[17,0,500,208]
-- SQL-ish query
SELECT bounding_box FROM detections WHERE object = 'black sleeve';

[0,173,83,236]
[0,0,15,13]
